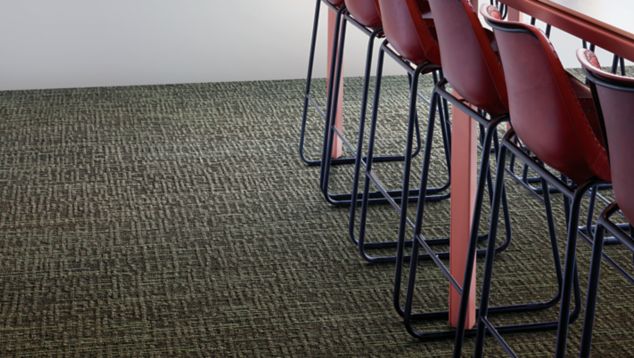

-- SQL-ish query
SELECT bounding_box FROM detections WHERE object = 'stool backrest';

[578,49,634,222]
[482,11,610,184]
[428,1,507,116]
[376,0,440,65]
[345,0,382,29]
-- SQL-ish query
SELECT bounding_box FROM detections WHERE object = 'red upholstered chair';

[352,0,452,267]
[479,10,611,358]
[403,1,513,343]
[402,2,567,351]
[577,48,634,358]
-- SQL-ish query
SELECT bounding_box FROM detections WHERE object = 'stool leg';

[320,14,347,197]
[474,144,508,357]
[453,121,499,357]
[299,0,322,165]
[348,30,379,246]
[555,185,590,358]
[436,71,452,166]
[392,67,424,315]
[541,178,564,299]
[318,7,344,181]
[611,54,620,74]
[357,48,385,256]
[404,91,438,332]
[579,223,606,358]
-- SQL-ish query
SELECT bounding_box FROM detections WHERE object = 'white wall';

[0,1,630,91]
[0,0,403,91]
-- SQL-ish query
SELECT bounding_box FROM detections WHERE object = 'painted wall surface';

[0,0,630,90]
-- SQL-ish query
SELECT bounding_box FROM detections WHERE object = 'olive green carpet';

[0,74,632,357]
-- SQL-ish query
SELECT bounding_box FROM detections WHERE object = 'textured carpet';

[0,74,632,357]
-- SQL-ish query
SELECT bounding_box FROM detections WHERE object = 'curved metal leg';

[579,222,605,358]
[357,48,385,260]
[299,0,323,165]
[318,8,346,183]
[475,144,508,357]
[320,14,348,195]
[453,121,500,356]
[318,25,445,207]
[555,183,591,358]
[474,136,585,357]
[350,65,450,263]
[347,31,378,246]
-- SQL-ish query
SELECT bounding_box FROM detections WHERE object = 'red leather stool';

[478,10,611,357]
[401,2,567,352]
[577,49,634,358]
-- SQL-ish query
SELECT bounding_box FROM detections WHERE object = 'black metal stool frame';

[474,129,590,358]
[318,7,451,207]
[299,0,447,211]
[299,0,346,166]
[347,39,452,265]
[401,83,571,352]
[580,203,634,357]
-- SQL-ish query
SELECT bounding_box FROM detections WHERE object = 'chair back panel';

[428,1,507,115]
[578,49,634,222]
[483,15,610,183]
[377,0,440,65]
[345,0,382,29]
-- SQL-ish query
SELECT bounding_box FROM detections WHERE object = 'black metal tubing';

[347,40,452,264]
[299,0,342,166]
[318,10,448,207]
[474,130,590,358]
[298,0,442,201]
[397,80,517,322]
[577,189,634,283]
[611,55,627,76]
[580,203,634,357]
[299,1,392,169]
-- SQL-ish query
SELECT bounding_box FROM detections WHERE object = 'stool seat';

[345,0,382,29]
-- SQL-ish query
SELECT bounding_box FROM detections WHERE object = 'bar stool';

[477,11,612,357]
[577,48,634,358]
[320,0,439,207]
[300,0,449,209]
[351,0,452,264]
[402,2,568,350]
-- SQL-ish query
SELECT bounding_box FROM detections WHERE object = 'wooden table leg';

[327,8,344,159]
[448,94,478,329]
